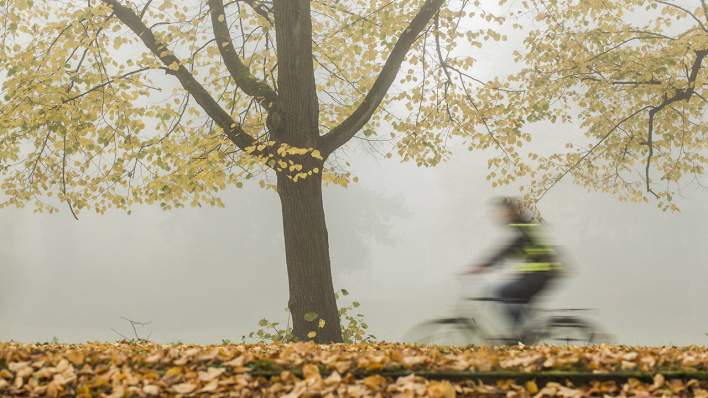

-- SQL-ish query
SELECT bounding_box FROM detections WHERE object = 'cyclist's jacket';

[480,222,563,272]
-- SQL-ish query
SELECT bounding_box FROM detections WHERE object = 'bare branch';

[110,328,131,341]
[318,0,445,158]
[120,317,152,341]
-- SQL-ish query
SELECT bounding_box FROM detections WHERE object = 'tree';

[0,0,525,342]
[494,0,708,214]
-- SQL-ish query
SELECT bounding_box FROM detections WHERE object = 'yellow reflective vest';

[508,223,563,272]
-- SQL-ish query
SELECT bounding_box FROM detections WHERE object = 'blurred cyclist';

[461,198,563,342]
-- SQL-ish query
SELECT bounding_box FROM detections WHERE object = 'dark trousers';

[497,271,555,329]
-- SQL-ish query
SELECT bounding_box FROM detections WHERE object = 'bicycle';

[403,279,614,347]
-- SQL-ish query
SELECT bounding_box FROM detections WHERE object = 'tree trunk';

[272,0,342,343]
[277,167,343,343]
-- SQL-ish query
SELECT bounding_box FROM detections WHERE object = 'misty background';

[0,143,706,346]
[1,0,706,347]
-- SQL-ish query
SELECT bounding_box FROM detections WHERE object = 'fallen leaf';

[198,366,226,382]
[172,382,197,394]
[324,371,342,386]
[142,384,160,396]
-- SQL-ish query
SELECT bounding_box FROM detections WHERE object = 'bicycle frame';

[444,294,537,345]
[447,277,587,345]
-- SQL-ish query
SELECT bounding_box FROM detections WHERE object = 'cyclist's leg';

[498,279,530,329]
[523,271,557,307]
[498,272,554,333]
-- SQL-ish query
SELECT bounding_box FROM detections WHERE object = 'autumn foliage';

[1,0,706,343]
[2,341,708,397]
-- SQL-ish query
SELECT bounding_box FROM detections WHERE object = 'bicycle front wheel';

[403,318,484,347]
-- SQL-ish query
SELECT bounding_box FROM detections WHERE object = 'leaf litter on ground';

[1,340,708,397]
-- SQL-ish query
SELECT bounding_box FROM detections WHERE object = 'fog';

[1,1,706,347]
[0,141,706,346]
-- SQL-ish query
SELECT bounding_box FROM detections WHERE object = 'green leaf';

[304,312,318,322]
[341,289,349,296]
[352,302,360,308]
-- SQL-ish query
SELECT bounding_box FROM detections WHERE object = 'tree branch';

[139,0,153,20]
[655,0,707,31]
[208,0,278,111]
[580,77,663,85]
[243,0,273,24]
[64,67,152,103]
[537,106,652,201]
[61,125,79,220]
[101,0,262,155]
[318,0,445,158]
[644,111,660,198]
[640,49,707,198]
[650,49,707,115]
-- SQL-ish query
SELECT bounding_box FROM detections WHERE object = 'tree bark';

[273,0,342,343]
[277,165,342,343]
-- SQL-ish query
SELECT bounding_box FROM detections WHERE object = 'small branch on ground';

[111,317,153,342]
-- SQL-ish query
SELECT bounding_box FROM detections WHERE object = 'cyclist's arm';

[477,233,524,268]
[461,233,524,275]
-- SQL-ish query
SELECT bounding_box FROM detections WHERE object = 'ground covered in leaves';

[1,341,708,397]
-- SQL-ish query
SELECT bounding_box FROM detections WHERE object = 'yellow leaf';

[308,331,316,338]
[318,319,325,328]
[218,14,225,22]
[525,381,538,394]
[168,62,179,71]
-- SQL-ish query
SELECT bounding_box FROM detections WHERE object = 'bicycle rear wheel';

[526,316,613,346]
[403,318,484,346]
